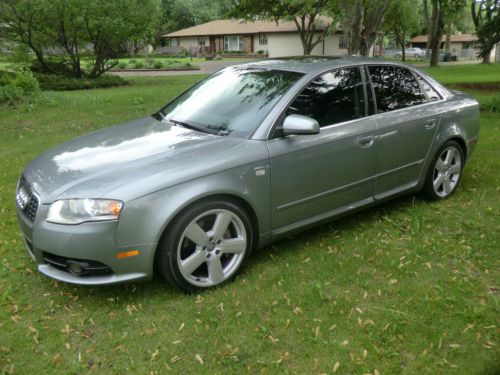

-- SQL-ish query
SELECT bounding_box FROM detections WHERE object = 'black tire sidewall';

[156,199,253,292]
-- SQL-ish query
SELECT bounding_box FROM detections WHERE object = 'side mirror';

[282,114,320,136]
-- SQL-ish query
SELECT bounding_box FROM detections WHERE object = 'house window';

[339,36,348,49]
[167,38,179,47]
[198,36,206,46]
[224,35,243,51]
[259,34,268,45]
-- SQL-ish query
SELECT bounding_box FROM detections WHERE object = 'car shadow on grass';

[247,193,426,267]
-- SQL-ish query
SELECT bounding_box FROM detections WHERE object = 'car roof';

[239,56,409,75]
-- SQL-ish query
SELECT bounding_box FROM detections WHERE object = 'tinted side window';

[415,73,441,102]
[289,68,365,127]
[368,66,425,112]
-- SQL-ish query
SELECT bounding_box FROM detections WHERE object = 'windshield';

[158,67,304,138]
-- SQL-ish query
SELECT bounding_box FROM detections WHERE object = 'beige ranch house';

[410,33,498,60]
[163,18,348,58]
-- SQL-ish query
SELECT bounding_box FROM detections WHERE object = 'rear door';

[366,65,441,199]
[267,67,378,231]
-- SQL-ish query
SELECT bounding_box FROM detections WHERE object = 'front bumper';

[17,203,157,285]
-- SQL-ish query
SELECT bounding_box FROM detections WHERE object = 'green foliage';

[145,57,156,66]
[384,0,421,60]
[133,61,144,69]
[10,45,32,64]
[473,0,500,61]
[30,59,74,77]
[117,62,128,69]
[0,0,161,78]
[480,96,500,112]
[0,69,40,105]
[0,84,24,105]
[0,70,15,85]
[153,61,164,69]
[228,0,338,55]
[11,69,40,94]
[156,0,232,44]
[34,74,127,91]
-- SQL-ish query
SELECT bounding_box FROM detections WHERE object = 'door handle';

[356,135,375,148]
[424,119,436,130]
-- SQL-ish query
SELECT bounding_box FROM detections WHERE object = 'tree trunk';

[429,0,445,67]
[345,0,364,55]
[294,16,325,56]
[482,49,492,63]
[445,18,452,52]
[423,0,432,50]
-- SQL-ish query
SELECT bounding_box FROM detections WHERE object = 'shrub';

[0,69,40,106]
[128,59,137,64]
[0,70,15,86]
[145,57,155,66]
[35,74,127,91]
[30,59,74,76]
[11,69,40,95]
[153,61,163,69]
[0,85,24,106]
[133,61,144,69]
[117,62,128,69]
[481,96,500,113]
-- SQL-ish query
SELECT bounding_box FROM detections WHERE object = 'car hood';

[23,117,245,203]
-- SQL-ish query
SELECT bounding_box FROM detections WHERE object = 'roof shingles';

[164,17,334,38]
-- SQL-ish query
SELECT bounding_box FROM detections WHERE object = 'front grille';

[42,251,114,277]
[16,176,39,222]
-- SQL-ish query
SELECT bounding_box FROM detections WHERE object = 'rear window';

[368,65,425,112]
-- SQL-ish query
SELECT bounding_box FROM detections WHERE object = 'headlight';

[47,199,123,224]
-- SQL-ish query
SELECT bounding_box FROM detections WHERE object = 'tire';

[423,141,464,200]
[395,53,401,58]
[156,199,253,292]
[414,54,420,59]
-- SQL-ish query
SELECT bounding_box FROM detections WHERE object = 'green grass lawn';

[421,63,500,84]
[0,66,499,374]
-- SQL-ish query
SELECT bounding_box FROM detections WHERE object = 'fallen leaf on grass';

[293,307,303,315]
[333,362,340,372]
[195,354,204,364]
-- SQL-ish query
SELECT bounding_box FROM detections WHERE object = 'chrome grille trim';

[16,175,40,222]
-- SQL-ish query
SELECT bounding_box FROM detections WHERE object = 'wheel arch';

[156,192,260,250]
[152,192,260,280]
[446,136,467,161]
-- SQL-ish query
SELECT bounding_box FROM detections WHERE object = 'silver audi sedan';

[16,57,479,292]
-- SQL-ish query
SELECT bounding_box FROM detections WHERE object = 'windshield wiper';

[169,118,218,135]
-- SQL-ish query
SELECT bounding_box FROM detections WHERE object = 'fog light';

[67,261,85,275]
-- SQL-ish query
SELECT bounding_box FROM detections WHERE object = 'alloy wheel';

[432,146,462,198]
[176,209,247,287]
